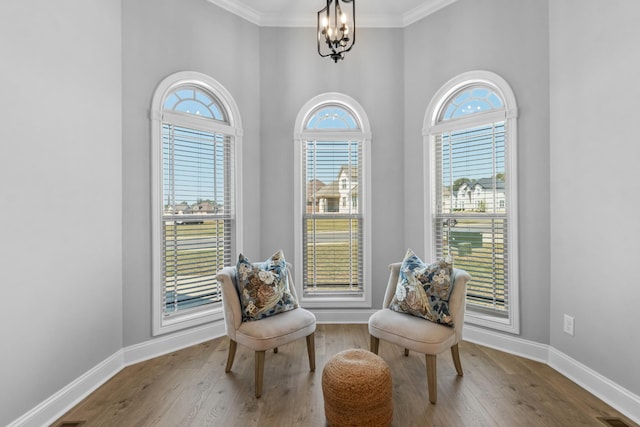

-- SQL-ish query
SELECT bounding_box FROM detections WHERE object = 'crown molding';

[207,0,457,28]
[207,0,262,26]
[403,0,457,27]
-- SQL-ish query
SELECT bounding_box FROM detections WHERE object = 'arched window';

[294,93,371,308]
[424,71,519,334]
[151,71,242,335]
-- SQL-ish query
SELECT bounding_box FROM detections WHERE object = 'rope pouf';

[322,349,393,427]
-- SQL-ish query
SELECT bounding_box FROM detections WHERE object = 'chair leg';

[255,350,265,398]
[306,333,316,372]
[404,348,410,357]
[425,354,437,404]
[370,335,380,354]
[451,343,463,376]
[225,339,237,373]
[274,347,278,354]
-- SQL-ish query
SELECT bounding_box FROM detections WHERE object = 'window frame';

[150,71,243,336]
[423,70,520,334]
[293,93,372,308]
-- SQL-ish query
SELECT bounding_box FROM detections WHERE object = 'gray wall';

[549,0,640,395]
[258,26,406,310]
[403,0,551,344]
[121,0,262,346]
[0,0,122,425]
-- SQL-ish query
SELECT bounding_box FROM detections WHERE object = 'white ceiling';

[207,0,457,28]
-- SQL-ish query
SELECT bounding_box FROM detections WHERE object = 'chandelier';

[317,0,356,63]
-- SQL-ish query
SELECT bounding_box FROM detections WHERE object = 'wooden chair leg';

[306,333,316,372]
[404,348,410,357]
[451,343,463,376]
[426,354,437,404]
[370,335,380,354]
[255,350,265,398]
[225,339,237,373]
[273,347,278,354]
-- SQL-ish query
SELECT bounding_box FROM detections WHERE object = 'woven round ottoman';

[322,349,393,427]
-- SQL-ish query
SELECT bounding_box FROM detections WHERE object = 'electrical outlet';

[563,314,574,336]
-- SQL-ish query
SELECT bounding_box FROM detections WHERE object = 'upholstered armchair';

[216,263,316,398]
[368,262,471,404]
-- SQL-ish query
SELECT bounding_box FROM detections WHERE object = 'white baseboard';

[464,324,640,425]
[10,318,640,426]
[8,350,124,427]
[123,321,226,366]
[311,309,376,324]
[9,321,226,427]
[462,323,550,363]
[548,347,640,425]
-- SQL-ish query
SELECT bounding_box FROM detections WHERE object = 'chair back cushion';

[448,268,469,342]
[236,250,299,321]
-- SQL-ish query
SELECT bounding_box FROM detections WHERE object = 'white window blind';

[303,140,363,295]
[161,124,232,316]
[434,121,508,315]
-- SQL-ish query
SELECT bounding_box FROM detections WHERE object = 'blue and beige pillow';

[236,250,299,322]
[389,249,455,326]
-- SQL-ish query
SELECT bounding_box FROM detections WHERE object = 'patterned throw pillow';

[236,250,299,321]
[389,249,455,326]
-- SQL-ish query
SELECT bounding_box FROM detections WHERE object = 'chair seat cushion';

[368,308,456,355]
[236,307,316,351]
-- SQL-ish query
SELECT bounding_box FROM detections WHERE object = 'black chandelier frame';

[317,0,356,63]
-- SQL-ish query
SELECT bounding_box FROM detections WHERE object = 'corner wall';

[0,0,123,425]
[549,0,640,396]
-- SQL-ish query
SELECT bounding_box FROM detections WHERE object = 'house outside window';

[423,71,520,334]
[151,71,242,335]
[294,93,372,308]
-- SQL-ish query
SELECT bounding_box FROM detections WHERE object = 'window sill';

[465,308,519,335]
[153,304,224,336]
[298,294,372,309]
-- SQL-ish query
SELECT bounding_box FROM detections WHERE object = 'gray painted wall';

[403,0,551,344]
[549,0,640,395]
[258,26,406,311]
[0,0,122,425]
[121,0,262,346]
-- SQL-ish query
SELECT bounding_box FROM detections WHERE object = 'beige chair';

[368,262,471,404]
[216,264,316,398]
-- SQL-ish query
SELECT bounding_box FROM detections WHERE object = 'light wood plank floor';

[53,324,637,427]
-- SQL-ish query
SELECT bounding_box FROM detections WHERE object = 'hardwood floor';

[53,324,636,427]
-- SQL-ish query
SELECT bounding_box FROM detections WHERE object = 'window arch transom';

[305,105,359,130]
[439,86,504,122]
[163,85,228,122]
